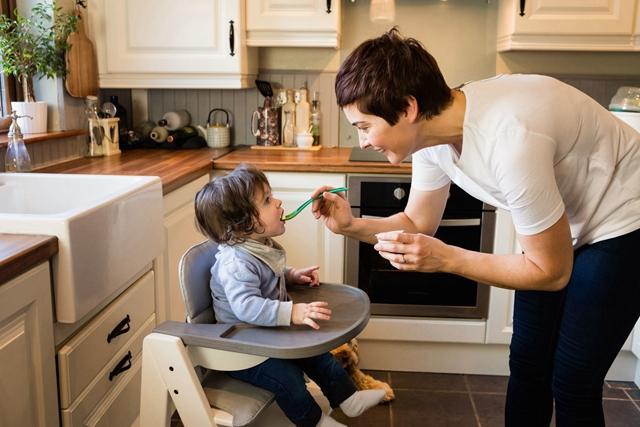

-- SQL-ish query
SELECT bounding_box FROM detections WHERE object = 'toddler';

[194,164,385,427]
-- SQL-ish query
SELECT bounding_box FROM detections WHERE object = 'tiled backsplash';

[3,73,639,172]
[148,71,340,147]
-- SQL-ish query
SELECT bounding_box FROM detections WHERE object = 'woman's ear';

[403,96,419,123]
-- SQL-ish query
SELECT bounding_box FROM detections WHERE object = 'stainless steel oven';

[345,174,496,319]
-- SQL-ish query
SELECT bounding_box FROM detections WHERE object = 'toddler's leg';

[296,352,385,417]
[228,358,322,427]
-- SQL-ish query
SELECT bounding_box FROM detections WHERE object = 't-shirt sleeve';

[411,148,451,191]
[493,128,565,235]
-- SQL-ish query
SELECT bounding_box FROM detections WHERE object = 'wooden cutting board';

[65,11,98,98]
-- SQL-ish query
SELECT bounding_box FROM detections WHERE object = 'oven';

[345,174,496,319]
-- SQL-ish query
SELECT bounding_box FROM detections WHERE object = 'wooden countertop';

[0,234,58,285]
[213,146,412,174]
[37,147,232,195]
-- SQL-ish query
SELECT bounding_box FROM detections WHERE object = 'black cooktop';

[348,147,411,163]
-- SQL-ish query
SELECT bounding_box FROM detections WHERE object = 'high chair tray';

[154,283,370,359]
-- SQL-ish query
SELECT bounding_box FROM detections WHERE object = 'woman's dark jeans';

[506,228,640,427]
[228,352,356,427]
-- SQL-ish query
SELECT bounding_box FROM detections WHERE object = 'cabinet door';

[0,262,58,427]
[159,174,210,322]
[266,172,346,283]
[497,0,637,51]
[87,0,257,88]
[246,0,341,47]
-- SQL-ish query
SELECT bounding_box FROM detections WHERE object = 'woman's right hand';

[292,301,331,330]
[310,186,354,235]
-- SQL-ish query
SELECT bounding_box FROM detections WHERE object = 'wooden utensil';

[65,10,98,98]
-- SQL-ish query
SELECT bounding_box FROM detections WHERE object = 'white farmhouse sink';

[0,173,164,323]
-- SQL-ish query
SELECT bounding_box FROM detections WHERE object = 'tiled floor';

[330,371,640,427]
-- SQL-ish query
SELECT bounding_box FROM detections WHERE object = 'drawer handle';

[107,314,131,343]
[109,351,132,381]
[326,0,332,13]
[519,0,526,16]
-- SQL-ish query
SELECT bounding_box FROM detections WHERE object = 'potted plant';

[0,0,77,133]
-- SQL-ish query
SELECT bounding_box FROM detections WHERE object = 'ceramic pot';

[11,101,47,134]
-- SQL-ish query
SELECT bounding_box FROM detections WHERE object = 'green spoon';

[282,187,348,221]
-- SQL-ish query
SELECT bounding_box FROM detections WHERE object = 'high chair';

[140,241,370,426]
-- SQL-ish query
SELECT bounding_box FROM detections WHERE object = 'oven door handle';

[362,214,480,227]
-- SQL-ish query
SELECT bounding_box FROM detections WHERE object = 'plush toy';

[330,338,395,403]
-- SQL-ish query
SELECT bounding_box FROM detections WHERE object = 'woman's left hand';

[289,266,320,286]
[374,231,451,272]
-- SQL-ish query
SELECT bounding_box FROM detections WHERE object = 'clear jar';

[85,96,104,157]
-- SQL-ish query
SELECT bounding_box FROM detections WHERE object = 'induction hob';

[348,147,411,163]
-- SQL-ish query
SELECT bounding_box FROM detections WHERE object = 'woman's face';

[343,103,415,164]
[250,184,285,242]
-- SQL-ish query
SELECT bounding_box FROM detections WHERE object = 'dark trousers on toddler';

[506,228,640,427]
[229,351,357,427]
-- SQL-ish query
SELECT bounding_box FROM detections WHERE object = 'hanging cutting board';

[64,10,98,98]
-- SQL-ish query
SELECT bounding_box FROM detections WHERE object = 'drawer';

[61,314,154,427]
[58,270,155,408]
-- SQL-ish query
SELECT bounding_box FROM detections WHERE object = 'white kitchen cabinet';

[86,0,257,88]
[156,174,210,322]
[497,0,639,51]
[266,172,346,283]
[246,0,341,47]
[58,272,155,427]
[0,262,59,427]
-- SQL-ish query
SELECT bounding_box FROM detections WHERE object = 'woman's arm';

[311,183,450,244]
[375,213,574,291]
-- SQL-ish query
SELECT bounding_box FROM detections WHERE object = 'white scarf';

[235,238,288,301]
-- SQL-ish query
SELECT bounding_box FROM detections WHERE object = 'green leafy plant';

[0,1,78,102]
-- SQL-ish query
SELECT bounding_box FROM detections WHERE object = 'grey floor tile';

[331,400,391,427]
[391,372,467,391]
[466,375,509,393]
[607,380,639,390]
[472,393,505,427]
[392,389,477,427]
[603,381,629,399]
[627,388,640,400]
[603,399,640,426]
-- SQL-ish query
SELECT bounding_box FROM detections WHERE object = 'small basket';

[206,108,231,148]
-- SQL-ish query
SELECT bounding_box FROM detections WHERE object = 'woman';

[311,28,640,426]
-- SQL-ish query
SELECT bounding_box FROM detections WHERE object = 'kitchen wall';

[12,0,640,169]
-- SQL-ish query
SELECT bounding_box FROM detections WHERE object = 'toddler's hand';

[289,265,320,287]
[292,301,331,330]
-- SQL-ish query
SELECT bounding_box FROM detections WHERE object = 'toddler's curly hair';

[194,163,270,244]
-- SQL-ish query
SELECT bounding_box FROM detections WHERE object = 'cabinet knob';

[393,187,406,200]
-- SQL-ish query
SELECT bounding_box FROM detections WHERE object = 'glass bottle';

[310,91,321,146]
[4,111,32,172]
[281,89,296,142]
[282,110,295,147]
[85,96,104,157]
[295,87,310,135]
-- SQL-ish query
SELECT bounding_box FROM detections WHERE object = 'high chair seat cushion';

[202,371,275,427]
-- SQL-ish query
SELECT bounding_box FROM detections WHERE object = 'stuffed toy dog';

[330,338,395,402]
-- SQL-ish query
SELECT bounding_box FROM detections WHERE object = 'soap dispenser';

[4,111,32,172]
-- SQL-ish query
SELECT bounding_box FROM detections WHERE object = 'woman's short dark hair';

[335,27,452,125]
[194,163,270,244]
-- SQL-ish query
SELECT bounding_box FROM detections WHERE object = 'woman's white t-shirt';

[412,74,640,248]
